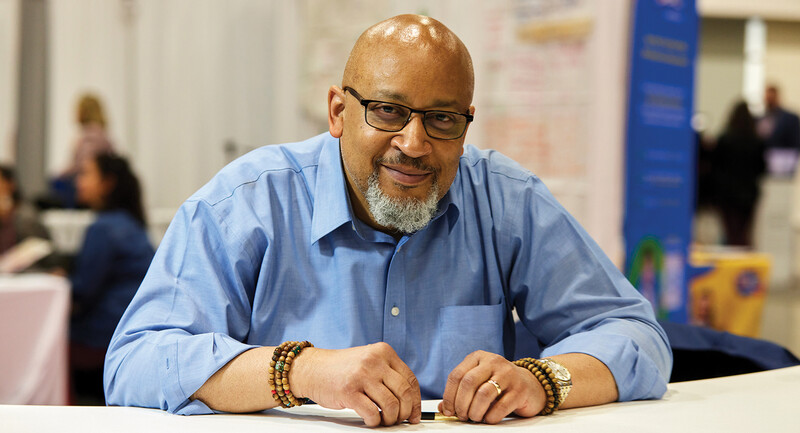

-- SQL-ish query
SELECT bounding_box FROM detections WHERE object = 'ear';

[328,85,346,138]
[459,105,477,156]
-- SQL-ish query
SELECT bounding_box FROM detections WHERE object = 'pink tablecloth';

[0,274,70,404]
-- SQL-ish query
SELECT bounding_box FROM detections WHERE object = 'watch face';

[545,360,571,381]
[553,366,569,381]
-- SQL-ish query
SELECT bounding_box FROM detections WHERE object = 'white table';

[0,274,70,405]
[2,366,798,432]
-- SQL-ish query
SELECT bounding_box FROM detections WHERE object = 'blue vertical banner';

[624,0,698,323]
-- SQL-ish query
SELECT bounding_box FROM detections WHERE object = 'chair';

[658,320,800,382]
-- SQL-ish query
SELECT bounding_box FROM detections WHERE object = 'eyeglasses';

[343,87,473,140]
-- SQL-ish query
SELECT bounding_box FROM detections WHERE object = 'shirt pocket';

[438,302,505,376]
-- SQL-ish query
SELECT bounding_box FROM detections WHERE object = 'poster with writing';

[624,0,698,322]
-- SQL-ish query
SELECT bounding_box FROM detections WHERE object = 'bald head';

[342,14,474,103]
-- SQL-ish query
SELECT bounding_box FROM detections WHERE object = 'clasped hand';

[293,345,543,426]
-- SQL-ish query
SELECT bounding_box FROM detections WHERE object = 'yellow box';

[689,247,771,338]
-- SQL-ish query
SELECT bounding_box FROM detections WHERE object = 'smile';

[381,164,432,186]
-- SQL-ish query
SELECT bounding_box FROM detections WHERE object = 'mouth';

[381,163,432,186]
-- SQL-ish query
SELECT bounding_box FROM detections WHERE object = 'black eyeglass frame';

[343,86,474,140]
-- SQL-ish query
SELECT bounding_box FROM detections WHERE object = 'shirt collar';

[310,134,353,245]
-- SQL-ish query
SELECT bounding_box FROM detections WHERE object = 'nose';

[391,114,432,158]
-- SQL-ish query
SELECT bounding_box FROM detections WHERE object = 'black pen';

[420,412,461,421]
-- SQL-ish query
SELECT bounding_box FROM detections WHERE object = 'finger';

[381,368,418,424]
[387,357,421,423]
[483,392,518,424]
[454,363,493,420]
[364,382,401,425]
[350,393,382,427]
[467,379,503,423]
[441,353,479,416]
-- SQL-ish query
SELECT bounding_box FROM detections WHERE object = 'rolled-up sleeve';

[104,199,262,414]
[507,177,671,401]
[540,320,670,400]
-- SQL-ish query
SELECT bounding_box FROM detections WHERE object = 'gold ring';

[486,379,502,396]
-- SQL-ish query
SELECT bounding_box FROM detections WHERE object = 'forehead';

[356,47,472,109]
[370,89,462,111]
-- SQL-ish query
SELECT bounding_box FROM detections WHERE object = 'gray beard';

[364,170,439,234]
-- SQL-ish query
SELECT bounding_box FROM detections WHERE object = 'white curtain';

[47,0,304,209]
[0,0,20,163]
[48,0,129,176]
[132,0,300,207]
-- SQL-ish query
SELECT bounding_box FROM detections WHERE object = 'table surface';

[0,273,68,290]
[2,365,798,432]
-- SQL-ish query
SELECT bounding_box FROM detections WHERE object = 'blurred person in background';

[692,112,715,211]
[0,165,50,254]
[68,153,154,403]
[758,85,800,176]
[712,101,766,247]
[46,94,115,209]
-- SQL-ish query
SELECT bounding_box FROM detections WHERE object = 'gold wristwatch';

[540,358,572,409]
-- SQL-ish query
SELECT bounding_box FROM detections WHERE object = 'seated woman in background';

[69,153,154,403]
[0,165,49,255]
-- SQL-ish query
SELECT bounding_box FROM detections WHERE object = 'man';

[758,85,800,175]
[105,15,671,426]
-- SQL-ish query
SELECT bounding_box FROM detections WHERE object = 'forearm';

[105,328,258,414]
[191,346,281,413]
[192,345,324,413]
[191,343,422,426]
[545,353,618,409]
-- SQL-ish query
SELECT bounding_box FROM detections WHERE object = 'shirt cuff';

[161,333,256,415]
[539,326,670,401]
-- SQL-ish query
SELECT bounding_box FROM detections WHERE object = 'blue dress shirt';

[105,133,671,414]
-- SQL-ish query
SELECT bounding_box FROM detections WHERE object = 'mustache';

[375,153,437,173]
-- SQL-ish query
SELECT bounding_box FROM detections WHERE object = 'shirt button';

[391,306,400,316]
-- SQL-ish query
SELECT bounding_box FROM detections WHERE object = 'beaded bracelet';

[268,340,313,408]
[513,358,558,415]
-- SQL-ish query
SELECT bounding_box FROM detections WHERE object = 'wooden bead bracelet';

[268,340,313,408]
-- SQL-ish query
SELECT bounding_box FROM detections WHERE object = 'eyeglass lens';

[365,101,468,139]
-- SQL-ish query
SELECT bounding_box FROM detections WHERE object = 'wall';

[699,0,800,21]
[763,20,800,115]
[695,18,745,138]
[766,20,800,286]
[696,3,800,132]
